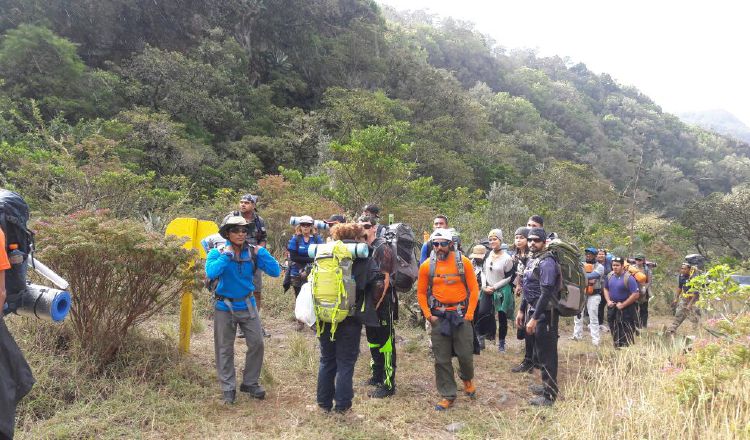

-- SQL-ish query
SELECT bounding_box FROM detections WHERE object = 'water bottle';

[8,244,24,265]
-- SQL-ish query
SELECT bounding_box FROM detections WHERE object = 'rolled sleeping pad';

[27,257,70,290]
[17,284,72,322]
[308,242,369,259]
[289,216,329,230]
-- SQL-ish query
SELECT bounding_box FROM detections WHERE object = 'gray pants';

[214,308,264,392]
[430,316,474,399]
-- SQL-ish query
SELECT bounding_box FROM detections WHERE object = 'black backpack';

[383,223,419,292]
[0,190,34,312]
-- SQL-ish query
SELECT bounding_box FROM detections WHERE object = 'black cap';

[527,227,546,240]
[514,227,529,238]
[325,214,346,224]
[363,204,380,217]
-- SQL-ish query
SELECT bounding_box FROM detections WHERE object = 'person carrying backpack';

[516,227,561,406]
[287,215,323,290]
[603,256,640,348]
[633,254,652,331]
[571,247,605,346]
[358,215,398,398]
[479,229,515,353]
[666,262,700,334]
[417,228,480,411]
[205,216,281,405]
[315,223,369,413]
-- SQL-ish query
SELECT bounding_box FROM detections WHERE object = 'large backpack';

[1,190,33,313]
[383,223,419,292]
[533,239,587,317]
[309,241,356,340]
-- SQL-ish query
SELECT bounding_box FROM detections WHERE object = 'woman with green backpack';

[314,223,369,413]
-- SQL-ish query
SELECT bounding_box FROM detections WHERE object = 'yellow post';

[166,218,218,353]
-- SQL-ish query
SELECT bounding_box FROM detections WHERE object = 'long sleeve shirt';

[205,244,281,311]
[417,252,480,321]
[482,250,514,290]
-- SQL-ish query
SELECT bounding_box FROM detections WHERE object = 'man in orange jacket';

[417,228,480,410]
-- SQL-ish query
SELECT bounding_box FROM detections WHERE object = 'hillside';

[678,109,750,143]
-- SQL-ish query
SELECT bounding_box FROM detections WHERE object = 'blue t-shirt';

[604,272,639,302]
[287,234,323,276]
[420,242,431,265]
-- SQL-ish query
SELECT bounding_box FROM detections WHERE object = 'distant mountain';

[678,109,750,143]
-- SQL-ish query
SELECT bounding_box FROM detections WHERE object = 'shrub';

[33,210,195,368]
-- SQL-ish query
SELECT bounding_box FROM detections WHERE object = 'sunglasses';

[361,224,373,229]
[432,240,451,247]
[528,237,544,243]
[228,227,248,234]
[300,223,312,227]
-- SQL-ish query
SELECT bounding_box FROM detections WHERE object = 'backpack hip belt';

[215,292,257,320]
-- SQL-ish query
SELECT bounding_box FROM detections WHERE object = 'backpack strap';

[427,250,470,313]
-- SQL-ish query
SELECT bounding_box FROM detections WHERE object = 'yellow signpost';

[165,218,219,353]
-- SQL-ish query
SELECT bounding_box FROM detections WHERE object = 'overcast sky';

[378,0,750,126]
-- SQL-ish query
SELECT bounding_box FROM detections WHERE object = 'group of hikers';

[199,194,704,412]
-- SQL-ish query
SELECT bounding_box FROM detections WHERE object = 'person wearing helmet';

[222,194,269,335]
[571,247,604,346]
[417,228,480,410]
[205,216,281,405]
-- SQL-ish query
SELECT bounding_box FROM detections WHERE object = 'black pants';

[595,290,605,325]
[317,318,362,411]
[497,311,508,340]
[475,292,496,339]
[366,297,396,390]
[608,303,637,348]
[522,308,536,365]
[532,312,559,400]
[636,300,649,329]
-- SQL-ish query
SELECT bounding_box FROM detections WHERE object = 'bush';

[33,210,195,368]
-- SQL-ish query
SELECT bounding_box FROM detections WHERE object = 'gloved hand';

[220,247,235,259]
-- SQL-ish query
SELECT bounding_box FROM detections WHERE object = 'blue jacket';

[205,244,281,311]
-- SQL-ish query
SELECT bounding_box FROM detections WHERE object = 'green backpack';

[309,241,356,339]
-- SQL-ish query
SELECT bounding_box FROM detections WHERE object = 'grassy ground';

[9,276,749,439]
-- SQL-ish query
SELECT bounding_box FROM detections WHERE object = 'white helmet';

[429,228,454,243]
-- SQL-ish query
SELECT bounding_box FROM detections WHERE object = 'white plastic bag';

[294,282,316,327]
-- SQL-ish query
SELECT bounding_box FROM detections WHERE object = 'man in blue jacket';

[206,216,281,405]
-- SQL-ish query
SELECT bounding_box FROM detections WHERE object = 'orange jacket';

[0,229,10,271]
[417,252,479,321]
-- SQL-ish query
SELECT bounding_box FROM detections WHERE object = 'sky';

[378,0,750,126]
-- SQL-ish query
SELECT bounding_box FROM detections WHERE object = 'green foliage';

[690,264,750,315]
[33,210,195,368]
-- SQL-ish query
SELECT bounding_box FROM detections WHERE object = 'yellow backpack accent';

[309,241,356,340]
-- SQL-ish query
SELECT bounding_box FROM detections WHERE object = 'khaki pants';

[430,316,474,399]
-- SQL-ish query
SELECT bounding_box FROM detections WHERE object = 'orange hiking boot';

[434,398,455,411]
[463,380,476,398]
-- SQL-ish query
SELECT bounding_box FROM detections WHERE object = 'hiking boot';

[262,327,271,338]
[222,390,236,405]
[498,339,506,353]
[478,335,486,350]
[295,320,305,332]
[368,385,395,398]
[462,380,476,398]
[237,329,245,339]
[600,325,610,333]
[434,398,455,411]
[240,384,266,400]
[529,395,554,406]
[333,405,351,413]
[528,384,545,396]
[511,361,534,373]
[363,377,383,387]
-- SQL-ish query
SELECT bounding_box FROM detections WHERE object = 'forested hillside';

[1,0,749,261]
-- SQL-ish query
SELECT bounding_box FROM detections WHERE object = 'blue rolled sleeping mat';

[17,284,72,322]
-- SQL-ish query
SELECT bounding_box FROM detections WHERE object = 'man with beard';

[417,228,480,410]
[603,257,640,348]
[516,227,561,406]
